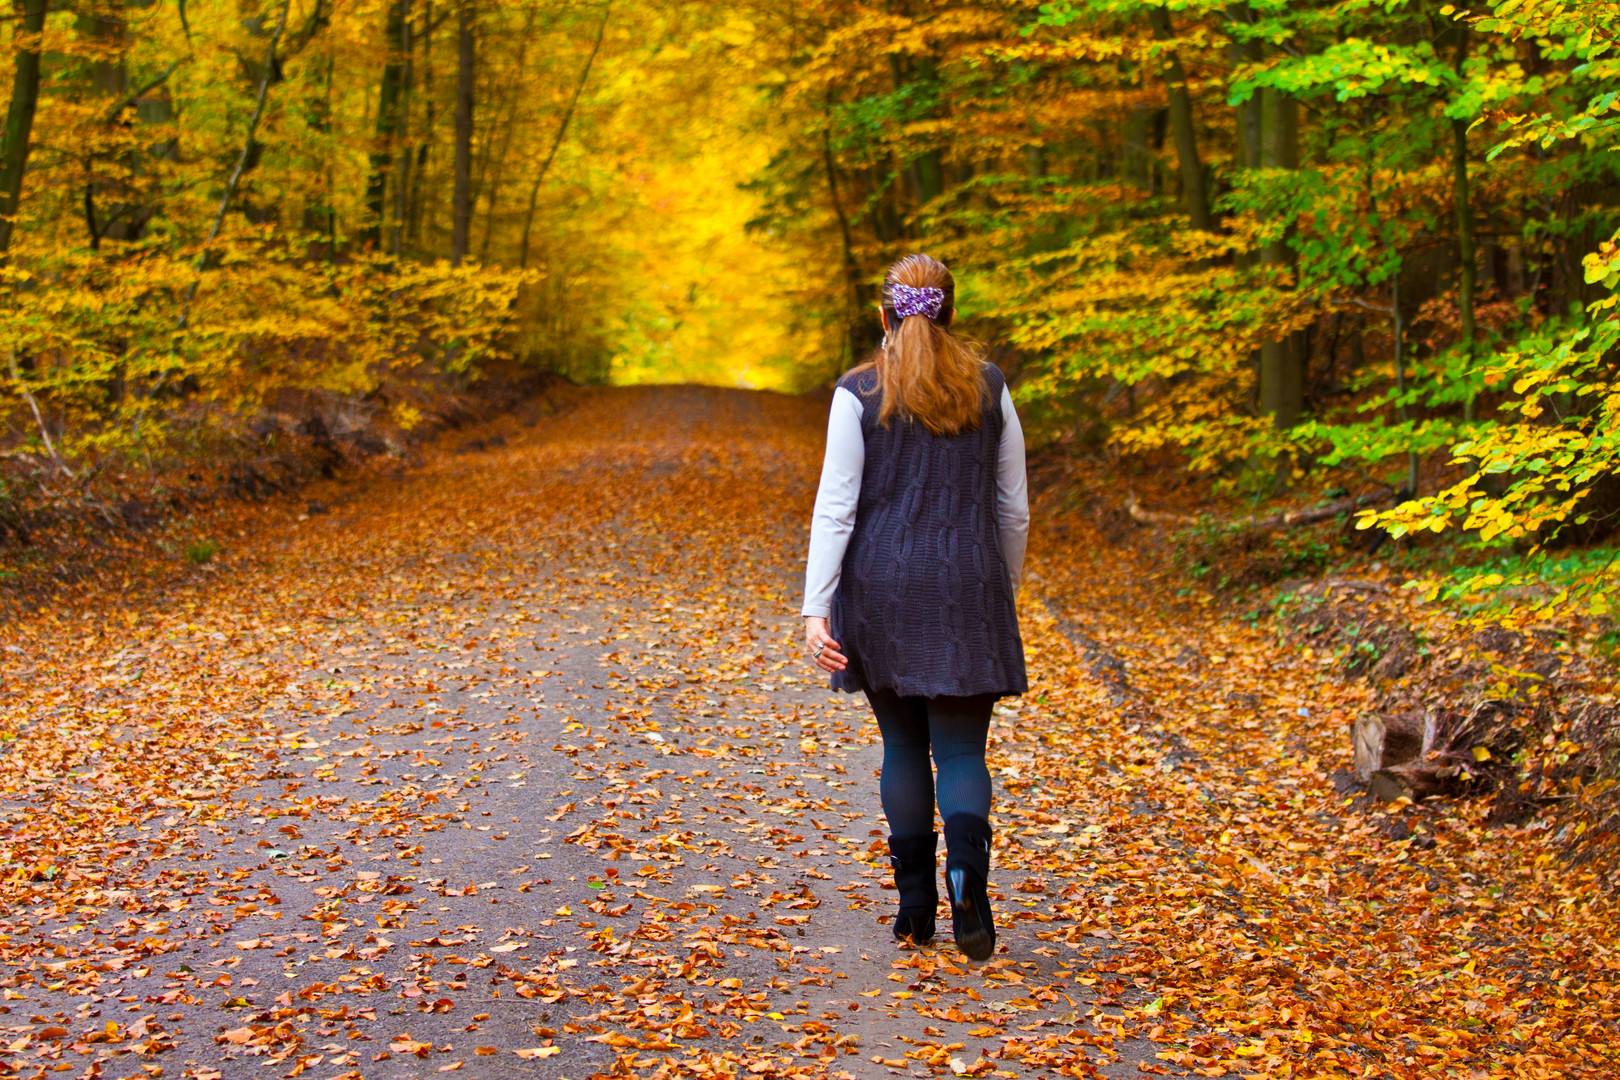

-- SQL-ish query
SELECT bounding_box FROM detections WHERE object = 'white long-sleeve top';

[801,384,1029,620]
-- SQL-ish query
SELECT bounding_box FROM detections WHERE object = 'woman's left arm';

[803,388,865,672]
[996,384,1030,590]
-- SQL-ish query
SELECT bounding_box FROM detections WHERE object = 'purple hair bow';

[891,284,945,320]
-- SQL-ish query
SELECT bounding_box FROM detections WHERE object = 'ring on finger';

[813,646,824,658]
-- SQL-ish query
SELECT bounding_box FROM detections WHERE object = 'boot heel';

[943,813,996,962]
[947,867,994,961]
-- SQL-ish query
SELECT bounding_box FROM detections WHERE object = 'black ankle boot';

[943,813,995,961]
[887,833,938,943]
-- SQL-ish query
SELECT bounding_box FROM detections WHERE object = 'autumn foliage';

[757,0,1620,615]
[5,0,1620,616]
[3,2,1620,1072]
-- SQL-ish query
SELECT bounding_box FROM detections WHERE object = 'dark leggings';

[865,688,995,837]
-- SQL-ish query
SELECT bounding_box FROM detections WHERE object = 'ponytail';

[862,254,986,437]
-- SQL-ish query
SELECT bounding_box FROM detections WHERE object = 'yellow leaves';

[695,16,757,48]
[392,402,425,431]
[0,241,531,465]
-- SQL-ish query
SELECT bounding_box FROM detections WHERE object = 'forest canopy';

[4,0,1620,614]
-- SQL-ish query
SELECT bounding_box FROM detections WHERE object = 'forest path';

[0,385,1613,1080]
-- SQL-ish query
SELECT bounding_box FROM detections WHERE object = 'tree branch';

[519,0,610,269]
[1126,489,1398,532]
[7,352,72,477]
[178,0,292,325]
[102,59,184,124]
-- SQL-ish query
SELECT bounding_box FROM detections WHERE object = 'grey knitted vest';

[830,362,1027,700]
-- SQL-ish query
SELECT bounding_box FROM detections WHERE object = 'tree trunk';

[1122,106,1161,193]
[477,10,534,262]
[1392,274,1419,494]
[301,51,335,239]
[407,0,433,247]
[78,4,127,96]
[1147,7,1210,231]
[1452,29,1479,422]
[77,1,127,249]
[390,0,414,255]
[363,0,409,249]
[0,0,52,255]
[823,118,867,367]
[1231,68,1260,171]
[911,56,944,204]
[1227,2,1262,271]
[451,0,474,265]
[1258,87,1303,428]
[476,98,514,262]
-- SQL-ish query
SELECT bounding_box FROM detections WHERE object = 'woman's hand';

[803,617,847,673]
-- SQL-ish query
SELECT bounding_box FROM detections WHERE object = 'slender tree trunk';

[477,117,514,260]
[323,52,336,250]
[476,105,512,261]
[1228,1,1266,417]
[518,1,609,269]
[910,55,944,204]
[477,14,534,263]
[823,120,865,366]
[1122,107,1158,193]
[1259,87,1303,429]
[1147,7,1210,231]
[300,46,333,235]
[1453,117,1478,421]
[451,0,474,265]
[1452,28,1479,422]
[1392,276,1418,494]
[1227,1,1262,272]
[407,0,433,246]
[390,1,414,255]
[0,0,51,254]
[78,1,127,249]
[364,0,409,248]
[1233,86,1261,173]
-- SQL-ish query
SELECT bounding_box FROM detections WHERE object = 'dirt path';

[0,386,1615,1080]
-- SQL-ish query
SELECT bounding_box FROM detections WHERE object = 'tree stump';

[1352,710,1446,800]
[1352,716,1385,784]
[1369,760,1459,803]
[1352,710,1429,780]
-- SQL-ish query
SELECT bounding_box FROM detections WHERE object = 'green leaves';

[1230,38,1453,105]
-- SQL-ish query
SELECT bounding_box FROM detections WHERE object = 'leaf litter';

[0,385,1614,1079]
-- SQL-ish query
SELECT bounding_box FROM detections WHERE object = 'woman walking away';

[802,254,1029,962]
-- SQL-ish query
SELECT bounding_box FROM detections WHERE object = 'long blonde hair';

[857,254,986,436]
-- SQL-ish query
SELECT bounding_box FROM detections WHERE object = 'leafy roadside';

[1029,443,1620,886]
[0,366,571,621]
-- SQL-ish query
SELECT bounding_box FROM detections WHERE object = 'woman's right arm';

[996,384,1030,591]
[803,387,864,671]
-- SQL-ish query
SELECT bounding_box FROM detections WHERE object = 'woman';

[802,254,1028,962]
